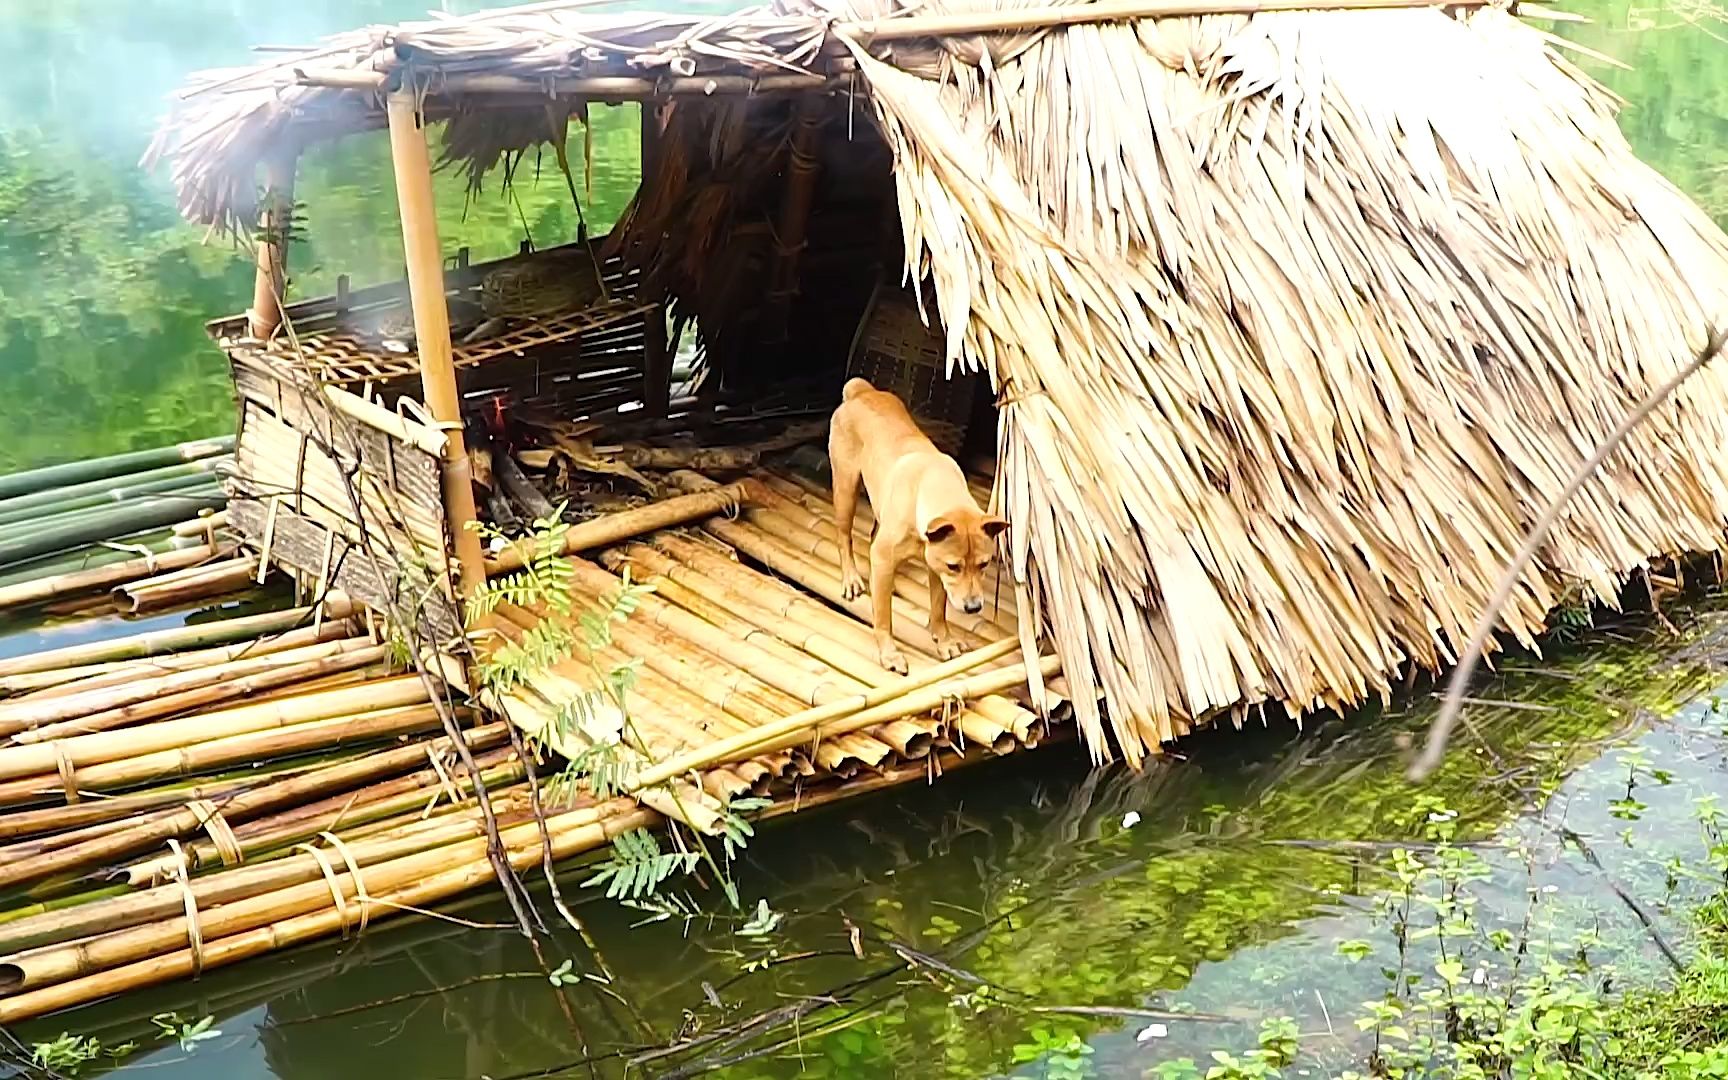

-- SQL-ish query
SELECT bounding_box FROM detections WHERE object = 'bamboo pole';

[660,655,1059,774]
[0,793,624,956]
[0,472,221,531]
[0,438,231,503]
[0,704,454,808]
[0,638,388,740]
[248,150,296,341]
[0,674,428,782]
[0,494,227,568]
[171,510,229,539]
[111,556,261,614]
[0,724,508,891]
[0,597,357,678]
[832,0,1494,42]
[0,460,227,518]
[386,89,485,599]
[0,759,337,843]
[120,746,522,885]
[631,637,1027,789]
[0,544,222,614]
[483,481,759,576]
[12,646,390,744]
[762,95,825,343]
[0,803,657,1021]
[0,794,636,997]
[0,619,358,698]
[489,601,798,778]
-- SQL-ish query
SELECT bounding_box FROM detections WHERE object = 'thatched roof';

[154,0,1728,765]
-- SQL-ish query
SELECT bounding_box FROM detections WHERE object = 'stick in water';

[1411,323,1728,782]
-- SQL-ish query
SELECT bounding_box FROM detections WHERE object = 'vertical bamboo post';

[763,95,826,343]
[386,90,487,598]
[248,151,298,342]
[639,101,672,418]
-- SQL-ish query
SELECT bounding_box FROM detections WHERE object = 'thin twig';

[1413,323,1728,782]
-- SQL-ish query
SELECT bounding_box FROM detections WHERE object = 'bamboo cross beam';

[629,637,1032,790]
[833,0,1498,42]
[483,480,759,577]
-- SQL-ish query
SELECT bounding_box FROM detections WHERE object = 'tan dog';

[829,378,1008,673]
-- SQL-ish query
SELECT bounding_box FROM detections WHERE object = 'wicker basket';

[845,283,981,454]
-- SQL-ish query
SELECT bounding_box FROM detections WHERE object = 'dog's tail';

[841,377,875,402]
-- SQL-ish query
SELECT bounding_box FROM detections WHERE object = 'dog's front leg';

[927,574,963,660]
[869,543,908,673]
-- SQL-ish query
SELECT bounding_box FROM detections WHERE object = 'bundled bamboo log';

[0,471,222,531]
[0,723,496,889]
[13,645,391,744]
[0,618,360,698]
[598,546,937,761]
[111,555,262,614]
[0,788,617,956]
[483,480,759,575]
[0,801,656,1022]
[0,638,384,741]
[0,493,228,569]
[0,598,357,678]
[0,702,456,808]
[0,791,635,997]
[0,438,232,502]
[0,673,427,780]
[119,739,521,885]
[0,544,227,615]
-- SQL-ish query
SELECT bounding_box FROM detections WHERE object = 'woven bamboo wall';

[227,357,460,640]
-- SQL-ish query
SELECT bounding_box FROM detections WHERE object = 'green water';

[0,0,1726,1077]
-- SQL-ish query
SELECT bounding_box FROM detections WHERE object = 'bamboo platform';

[0,464,1060,1024]
[482,466,1048,821]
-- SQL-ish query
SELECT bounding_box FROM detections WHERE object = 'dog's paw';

[879,646,910,674]
[932,635,965,661]
[840,572,866,601]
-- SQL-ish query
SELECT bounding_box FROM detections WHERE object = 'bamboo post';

[763,95,825,343]
[640,102,672,419]
[386,89,486,599]
[248,150,297,342]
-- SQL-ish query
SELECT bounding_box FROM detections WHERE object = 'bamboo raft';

[0,461,1058,1024]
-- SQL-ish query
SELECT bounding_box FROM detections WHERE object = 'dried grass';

[847,7,1728,762]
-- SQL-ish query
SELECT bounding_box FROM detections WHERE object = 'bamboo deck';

[0,464,1057,1024]
[484,466,1046,820]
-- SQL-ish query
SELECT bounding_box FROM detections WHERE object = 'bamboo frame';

[248,150,296,342]
[386,89,486,598]
[832,0,1496,42]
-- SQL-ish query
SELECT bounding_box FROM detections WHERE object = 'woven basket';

[844,283,980,454]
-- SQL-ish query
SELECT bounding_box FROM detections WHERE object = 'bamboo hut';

[142,0,1728,774]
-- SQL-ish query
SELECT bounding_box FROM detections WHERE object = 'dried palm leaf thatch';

[845,7,1728,765]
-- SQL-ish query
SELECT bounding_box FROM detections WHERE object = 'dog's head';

[921,509,1009,615]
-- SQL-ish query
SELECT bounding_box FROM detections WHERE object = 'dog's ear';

[980,515,1010,540]
[923,515,958,543]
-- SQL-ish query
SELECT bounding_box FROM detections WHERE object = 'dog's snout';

[960,598,983,615]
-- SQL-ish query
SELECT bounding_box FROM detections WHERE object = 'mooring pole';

[386,89,487,598]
